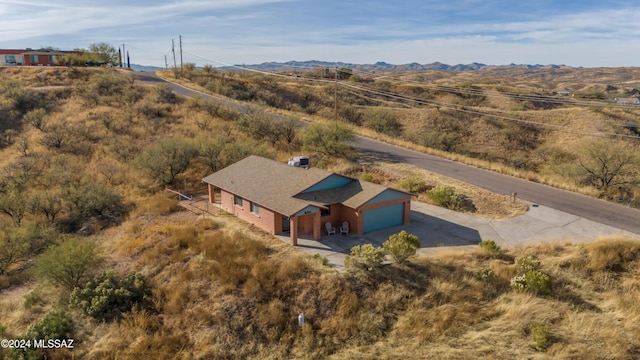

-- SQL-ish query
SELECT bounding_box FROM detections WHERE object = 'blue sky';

[1,0,639,67]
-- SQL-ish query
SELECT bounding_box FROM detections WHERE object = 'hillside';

[0,66,639,359]
[170,65,640,207]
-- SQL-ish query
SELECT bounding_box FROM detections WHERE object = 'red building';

[0,48,79,66]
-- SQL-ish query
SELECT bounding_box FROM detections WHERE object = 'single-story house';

[0,48,78,66]
[615,97,640,106]
[202,155,412,245]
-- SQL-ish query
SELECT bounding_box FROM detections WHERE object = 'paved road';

[136,71,640,236]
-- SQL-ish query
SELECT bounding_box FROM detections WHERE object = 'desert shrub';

[25,309,73,341]
[515,255,540,272]
[35,236,103,291]
[4,82,44,113]
[7,309,74,360]
[479,240,501,254]
[397,176,429,193]
[360,173,374,182]
[345,244,385,270]
[236,111,283,145]
[23,288,42,309]
[22,108,47,130]
[473,267,494,281]
[383,230,420,264]
[427,185,463,210]
[0,224,54,275]
[302,121,354,157]
[511,270,552,295]
[339,105,364,125]
[363,108,403,136]
[313,253,329,266]
[70,270,149,321]
[65,181,126,227]
[525,270,552,295]
[136,138,198,186]
[530,324,551,350]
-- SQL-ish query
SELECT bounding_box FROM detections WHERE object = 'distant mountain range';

[132,61,572,72]
[231,60,571,72]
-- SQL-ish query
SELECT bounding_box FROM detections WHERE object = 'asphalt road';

[135,71,640,235]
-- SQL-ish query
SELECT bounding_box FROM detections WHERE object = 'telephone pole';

[179,35,184,73]
[122,44,125,67]
[172,39,177,77]
[334,66,338,120]
[164,55,168,70]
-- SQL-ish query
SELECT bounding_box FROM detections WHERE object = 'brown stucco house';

[202,155,412,245]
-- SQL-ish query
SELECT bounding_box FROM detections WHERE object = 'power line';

[181,50,640,140]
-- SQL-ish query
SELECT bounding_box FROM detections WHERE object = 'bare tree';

[577,140,640,194]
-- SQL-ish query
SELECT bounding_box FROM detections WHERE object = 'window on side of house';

[250,202,260,215]
[234,195,242,207]
[30,55,38,63]
[5,55,16,64]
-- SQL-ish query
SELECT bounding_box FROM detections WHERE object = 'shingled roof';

[202,156,332,216]
[203,155,410,216]
[294,179,392,208]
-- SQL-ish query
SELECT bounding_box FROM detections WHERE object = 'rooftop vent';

[288,156,310,169]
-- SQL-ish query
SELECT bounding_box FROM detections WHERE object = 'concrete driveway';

[285,201,640,272]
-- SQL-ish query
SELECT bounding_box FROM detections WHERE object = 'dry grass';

[3,66,640,360]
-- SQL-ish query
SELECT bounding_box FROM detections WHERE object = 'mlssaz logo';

[34,339,74,349]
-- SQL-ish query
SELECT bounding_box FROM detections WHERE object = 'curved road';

[135,71,640,235]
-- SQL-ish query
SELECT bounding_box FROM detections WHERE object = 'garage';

[362,202,405,233]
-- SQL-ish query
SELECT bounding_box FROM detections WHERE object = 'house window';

[250,202,260,216]
[234,195,242,207]
[321,206,331,217]
[48,55,55,64]
[30,55,38,63]
[5,55,16,64]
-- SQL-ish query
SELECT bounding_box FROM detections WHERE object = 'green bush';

[35,236,103,291]
[473,267,494,281]
[397,176,429,193]
[313,253,329,266]
[25,309,73,341]
[427,185,463,210]
[70,270,149,320]
[360,173,374,182]
[510,270,552,295]
[515,255,540,272]
[345,244,385,271]
[302,121,354,157]
[383,230,420,264]
[363,108,403,136]
[530,324,551,350]
[136,138,198,186]
[6,309,73,360]
[525,270,552,295]
[479,240,501,254]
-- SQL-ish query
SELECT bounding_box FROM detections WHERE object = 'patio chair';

[325,222,336,236]
[340,221,349,235]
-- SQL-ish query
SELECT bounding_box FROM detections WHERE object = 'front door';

[282,215,290,232]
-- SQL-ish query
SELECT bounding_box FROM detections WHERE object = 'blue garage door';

[363,203,404,233]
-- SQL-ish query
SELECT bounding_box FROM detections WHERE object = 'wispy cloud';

[1,1,638,67]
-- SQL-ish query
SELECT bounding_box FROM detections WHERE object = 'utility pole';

[172,39,177,77]
[334,66,338,120]
[164,55,168,70]
[122,44,125,67]
[179,35,184,73]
